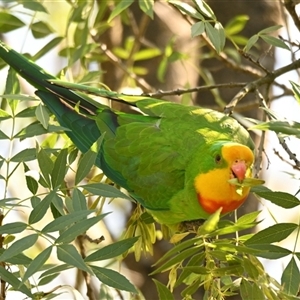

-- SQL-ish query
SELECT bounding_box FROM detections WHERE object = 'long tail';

[0,40,129,188]
[0,41,102,151]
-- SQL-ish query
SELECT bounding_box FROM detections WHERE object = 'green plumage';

[0,41,254,226]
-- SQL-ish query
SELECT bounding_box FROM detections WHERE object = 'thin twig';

[253,90,267,178]
[142,82,247,98]
[76,235,96,300]
[224,58,300,114]
[239,50,269,74]
[283,0,300,32]
[278,137,300,169]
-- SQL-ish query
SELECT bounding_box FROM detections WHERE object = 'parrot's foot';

[180,219,206,232]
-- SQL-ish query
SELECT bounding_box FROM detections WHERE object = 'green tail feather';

[0,41,131,190]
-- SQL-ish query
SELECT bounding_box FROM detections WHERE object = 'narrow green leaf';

[237,211,261,225]
[258,24,282,34]
[91,265,137,293]
[3,94,36,102]
[194,0,216,19]
[55,214,108,244]
[23,1,49,13]
[290,81,300,107]
[51,148,68,188]
[252,186,300,209]
[37,147,54,187]
[0,130,9,140]
[191,22,205,38]
[32,37,64,61]
[29,191,55,224]
[72,188,87,211]
[225,15,249,36]
[244,34,259,52]
[39,264,72,281]
[0,12,25,33]
[108,0,134,22]
[38,273,60,286]
[157,56,168,82]
[11,148,36,162]
[0,249,32,265]
[0,108,11,121]
[205,22,225,53]
[0,197,20,206]
[42,210,92,233]
[240,279,265,300]
[138,0,154,19]
[38,273,59,286]
[30,21,54,39]
[75,146,98,185]
[85,237,138,262]
[21,246,52,285]
[153,279,174,300]
[245,223,298,245]
[25,174,38,194]
[133,48,161,61]
[281,257,300,296]
[169,1,204,20]
[243,256,259,279]
[260,35,289,50]
[56,244,93,275]
[0,234,38,262]
[82,182,132,201]
[0,266,32,297]
[14,122,63,140]
[153,236,202,267]
[152,246,201,274]
[250,120,300,137]
[175,253,205,287]
[198,207,222,235]
[249,244,291,259]
[24,163,38,194]
[5,68,20,105]
[0,222,27,234]
[51,193,64,216]
[35,104,50,129]
[15,106,37,118]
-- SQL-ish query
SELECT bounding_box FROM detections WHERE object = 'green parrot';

[0,41,256,227]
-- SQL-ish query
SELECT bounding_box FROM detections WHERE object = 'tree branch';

[224,59,300,114]
[283,0,300,32]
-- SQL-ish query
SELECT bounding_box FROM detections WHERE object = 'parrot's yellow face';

[194,143,254,214]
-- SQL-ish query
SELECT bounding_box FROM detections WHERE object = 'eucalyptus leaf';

[91,265,137,293]
[245,223,298,245]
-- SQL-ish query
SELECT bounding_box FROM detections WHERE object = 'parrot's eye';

[215,154,222,163]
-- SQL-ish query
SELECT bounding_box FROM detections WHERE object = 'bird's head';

[194,142,254,214]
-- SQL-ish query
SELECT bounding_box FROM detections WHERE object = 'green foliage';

[0,0,300,299]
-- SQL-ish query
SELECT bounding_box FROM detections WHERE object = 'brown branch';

[278,137,300,169]
[253,90,267,178]
[283,0,300,32]
[239,50,269,74]
[76,235,96,300]
[224,58,300,114]
[142,82,247,98]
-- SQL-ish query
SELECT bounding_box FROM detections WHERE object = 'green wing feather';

[99,99,254,219]
[0,40,254,225]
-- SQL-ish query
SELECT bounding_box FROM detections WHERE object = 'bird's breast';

[194,168,251,214]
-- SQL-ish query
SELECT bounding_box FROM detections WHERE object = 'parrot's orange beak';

[231,160,247,182]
